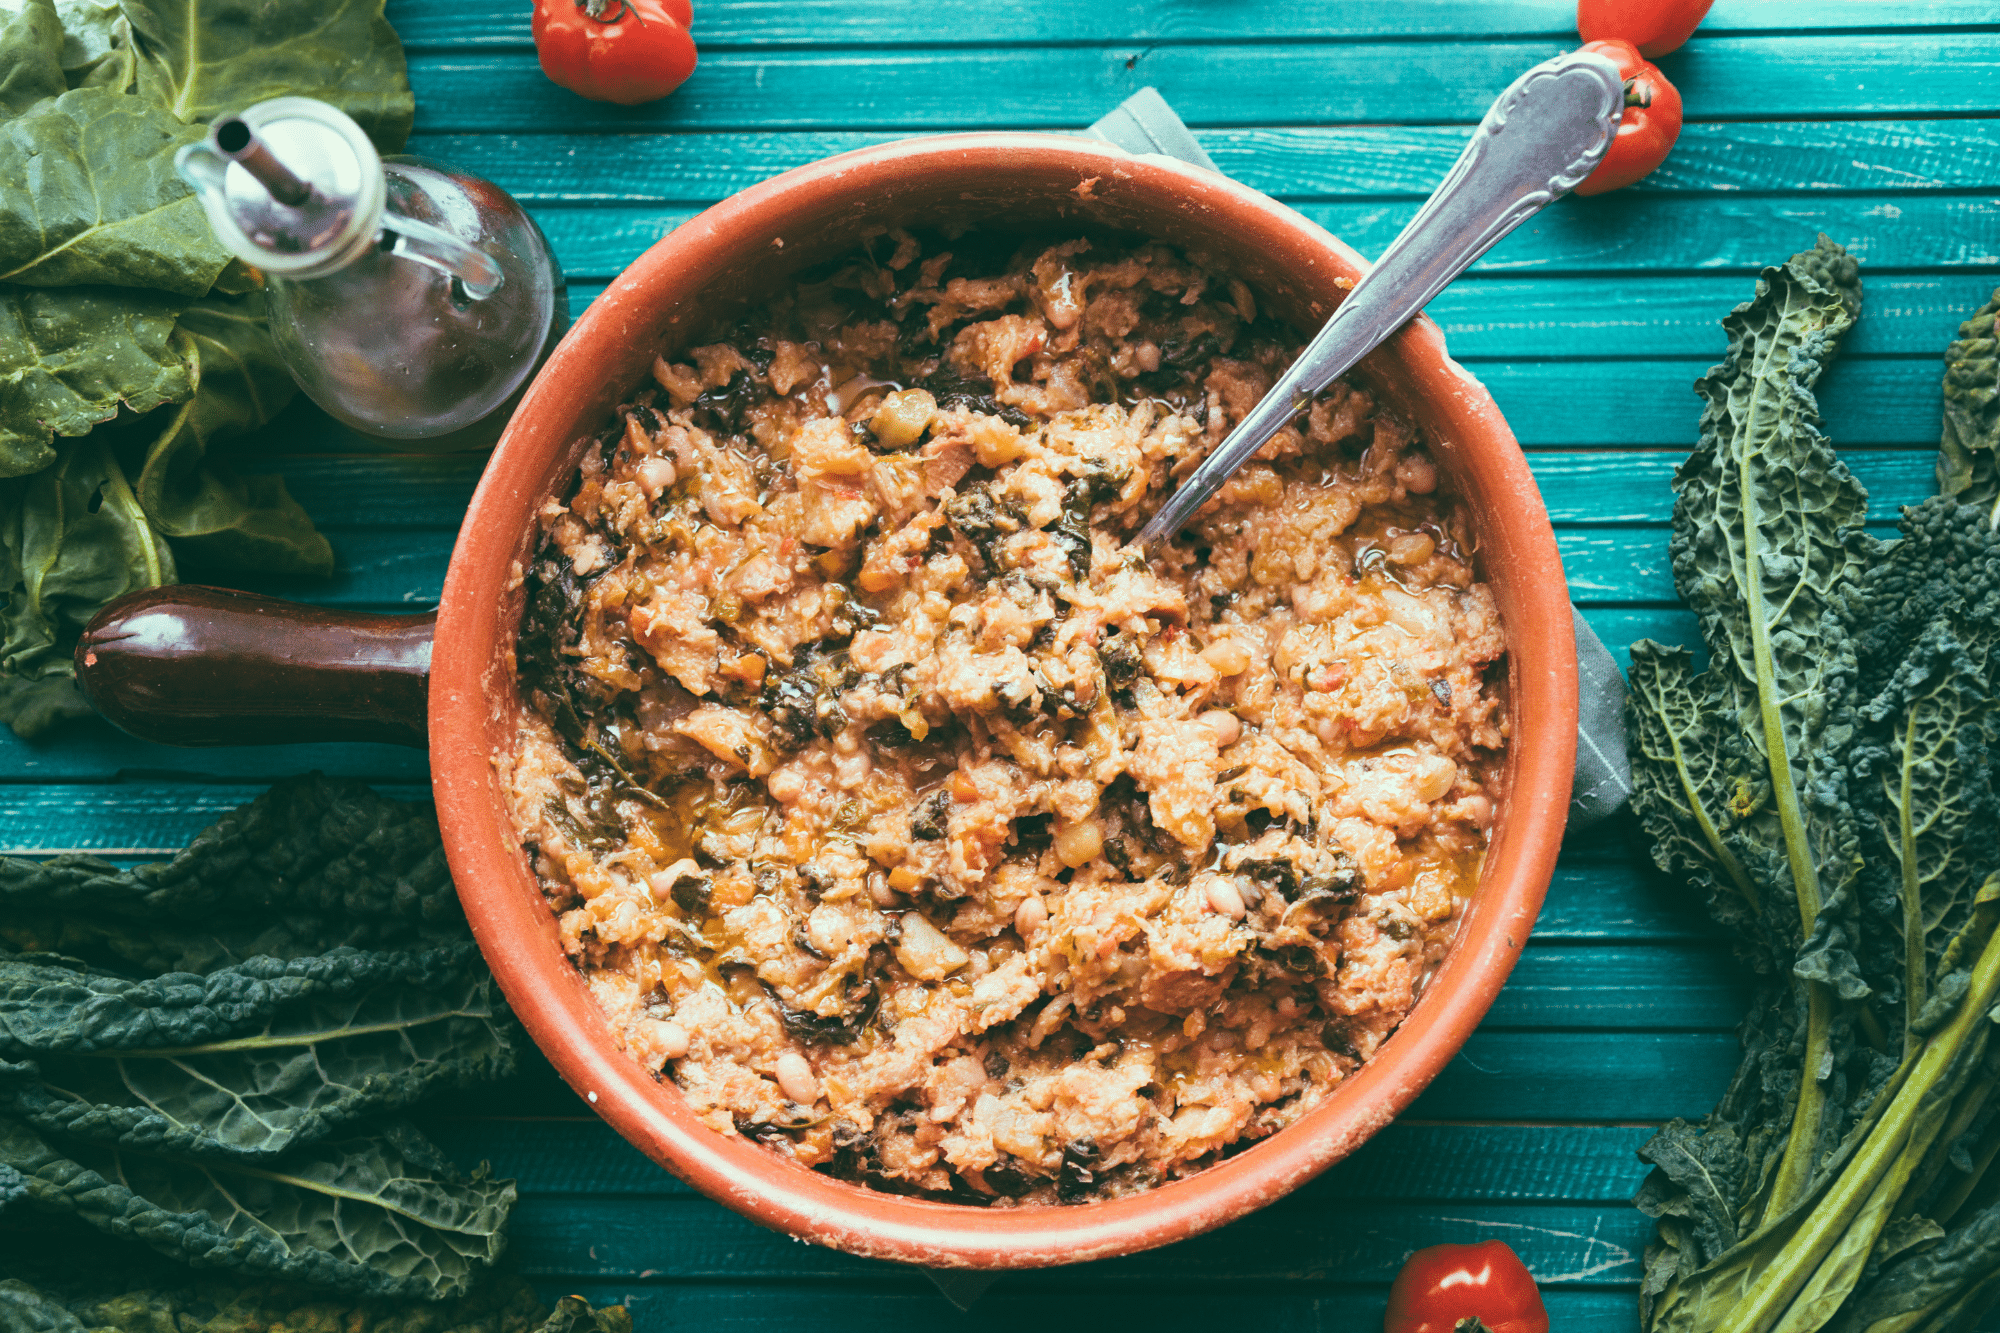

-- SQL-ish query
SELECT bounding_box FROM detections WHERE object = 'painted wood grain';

[405,37,2000,135]
[1488,944,1747,1029]
[386,0,2000,50]
[1410,1031,1737,1120]
[0,720,428,784]
[418,1117,1659,1202]
[410,121,2000,204]
[0,783,432,854]
[512,193,2000,289]
[495,1192,1652,1284]
[529,1284,1669,1333]
[560,270,1995,367]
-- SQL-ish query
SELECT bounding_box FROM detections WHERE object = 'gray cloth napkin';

[918,87,1634,1314]
[1084,89,1634,831]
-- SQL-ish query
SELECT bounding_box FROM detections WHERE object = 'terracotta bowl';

[83,133,1579,1269]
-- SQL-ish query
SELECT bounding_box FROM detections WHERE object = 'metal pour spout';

[209,115,313,208]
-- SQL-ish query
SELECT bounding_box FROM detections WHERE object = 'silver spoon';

[1134,50,1627,550]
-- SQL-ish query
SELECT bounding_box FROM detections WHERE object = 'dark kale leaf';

[0,775,464,974]
[944,483,1027,573]
[921,365,1033,428]
[1057,1136,1100,1203]
[691,371,765,435]
[518,545,663,828]
[911,790,951,841]
[0,1255,622,1333]
[0,944,516,1159]
[0,1116,512,1299]
[762,978,880,1046]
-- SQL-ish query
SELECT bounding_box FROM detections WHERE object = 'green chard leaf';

[0,1117,515,1299]
[0,0,66,117]
[0,438,172,732]
[0,284,188,478]
[0,0,140,92]
[0,674,89,738]
[0,775,468,975]
[0,87,231,295]
[0,944,518,1160]
[119,0,413,152]
[1939,288,2000,518]
[134,293,327,576]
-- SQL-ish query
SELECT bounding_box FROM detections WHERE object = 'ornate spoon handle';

[1135,49,1626,550]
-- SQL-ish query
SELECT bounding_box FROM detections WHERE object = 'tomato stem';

[1623,76,1654,109]
[578,0,636,21]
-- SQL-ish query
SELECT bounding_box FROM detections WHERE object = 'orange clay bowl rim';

[433,133,1578,1269]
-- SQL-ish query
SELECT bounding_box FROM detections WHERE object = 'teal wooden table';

[8,2,1999,1327]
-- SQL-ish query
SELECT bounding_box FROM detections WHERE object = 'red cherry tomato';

[533,0,698,106]
[1573,38,1683,197]
[1577,0,1714,57]
[1385,1240,1549,1333]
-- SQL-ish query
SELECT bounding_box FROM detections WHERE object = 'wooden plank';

[1534,448,1935,523]
[406,36,2000,134]
[1408,1031,1736,1121]
[420,1117,1657,1202]
[0,719,428,784]
[1582,609,1701,678]
[526,193,2000,293]
[0,786,1745,1027]
[409,121,2000,204]
[1429,272,1988,361]
[532,1284,1657,1333]
[272,452,484,524]
[157,513,1714,610]
[1488,944,1746,1030]
[1478,357,1937,447]
[0,783,432,854]
[385,1,2000,51]
[1541,829,1714,943]
[496,1193,1654,1284]
[551,269,1992,362]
